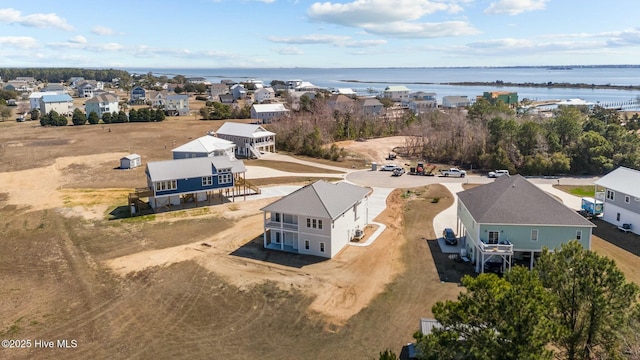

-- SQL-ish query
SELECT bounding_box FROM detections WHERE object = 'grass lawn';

[555,185,596,197]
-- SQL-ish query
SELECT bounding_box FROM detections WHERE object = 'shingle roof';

[261,180,370,220]
[146,157,246,182]
[41,94,73,103]
[458,174,594,226]
[85,92,119,103]
[595,166,640,198]
[172,135,234,153]
[216,122,275,138]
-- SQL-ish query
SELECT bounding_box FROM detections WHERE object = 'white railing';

[265,220,298,230]
[479,240,513,253]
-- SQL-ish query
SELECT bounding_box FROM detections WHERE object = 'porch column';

[263,212,267,248]
[529,251,534,269]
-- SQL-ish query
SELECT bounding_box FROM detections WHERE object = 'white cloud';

[307,0,474,38]
[308,0,457,26]
[92,25,115,36]
[484,0,548,15]
[0,36,38,49]
[256,0,276,3]
[275,46,304,55]
[362,20,479,38]
[268,34,387,47]
[69,35,87,44]
[0,8,73,30]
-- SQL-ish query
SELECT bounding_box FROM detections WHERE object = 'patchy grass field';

[1,114,639,359]
[249,159,344,174]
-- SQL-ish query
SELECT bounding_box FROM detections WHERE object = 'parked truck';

[578,197,604,219]
[439,168,467,178]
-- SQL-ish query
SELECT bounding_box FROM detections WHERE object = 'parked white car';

[488,169,510,178]
[380,164,400,171]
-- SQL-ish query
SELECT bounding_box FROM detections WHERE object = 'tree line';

[0,68,130,85]
[271,95,640,175]
[38,107,164,126]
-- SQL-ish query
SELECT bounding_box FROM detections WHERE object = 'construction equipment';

[410,162,436,176]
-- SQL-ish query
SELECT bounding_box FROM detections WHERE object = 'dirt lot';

[1,117,638,360]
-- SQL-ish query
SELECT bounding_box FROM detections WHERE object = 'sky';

[1,0,640,69]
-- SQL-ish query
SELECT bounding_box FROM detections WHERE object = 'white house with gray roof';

[172,134,236,160]
[594,166,640,235]
[85,92,119,118]
[215,122,276,159]
[261,181,370,258]
[145,157,246,211]
[457,175,595,273]
[250,103,289,123]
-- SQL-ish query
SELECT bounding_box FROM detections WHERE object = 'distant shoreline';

[339,79,640,91]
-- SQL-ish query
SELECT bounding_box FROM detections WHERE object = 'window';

[625,195,631,204]
[320,242,325,253]
[607,190,615,201]
[202,176,212,186]
[307,218,311,228]
[218,173,232,184]
[488,231,500,244]
[274,213,280,222]
[354,202,359,220]
[275,232,281,243]
[312,219,317,228]
[531,229,538,242]
[318,220,323,230]
[155,180,177,192]
[305,240,310,250]
[617,213,621,221]
[576,230,582,240]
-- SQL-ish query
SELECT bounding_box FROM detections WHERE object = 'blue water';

[124,66,640,105]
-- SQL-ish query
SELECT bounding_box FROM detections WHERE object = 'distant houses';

[250,103,289,123]
[39,94,74,115]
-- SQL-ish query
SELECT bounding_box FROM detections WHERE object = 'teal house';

[456,175,595,273]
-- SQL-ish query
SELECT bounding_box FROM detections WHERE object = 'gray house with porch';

[594,166,640,235]
[457,175,595,273]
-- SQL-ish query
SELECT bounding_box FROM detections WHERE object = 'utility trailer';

[577,197,603,219]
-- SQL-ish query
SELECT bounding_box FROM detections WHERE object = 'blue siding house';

[130,86,147,104]
[145,157,246,210]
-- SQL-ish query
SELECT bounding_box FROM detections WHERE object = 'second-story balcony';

[265,220,298,231]
[478,239,513,254]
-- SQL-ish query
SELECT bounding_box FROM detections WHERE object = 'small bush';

[431,197,440,203]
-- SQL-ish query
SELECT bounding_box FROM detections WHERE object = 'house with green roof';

[261,181,371,258]
[457,175,595,273]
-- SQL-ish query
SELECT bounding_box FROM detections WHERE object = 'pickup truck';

[440,168,467,177]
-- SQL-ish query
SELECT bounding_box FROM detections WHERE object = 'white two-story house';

[594,166,640,235]
[261,181,371,258]
[85,92,119,118]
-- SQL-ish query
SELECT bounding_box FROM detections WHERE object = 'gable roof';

[595,166,640,198]
[359,98,383,106]
[172,135,234,153]
[261,181,370,220]
[86,92,119,103]
[216,122,276,138]
[146,157,246,182]
[41,94,73,103]
[458,174,594,226]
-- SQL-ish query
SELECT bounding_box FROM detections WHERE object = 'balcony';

[265,220,298,231]
[479,239,513,254]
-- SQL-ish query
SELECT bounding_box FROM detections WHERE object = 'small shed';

[120,154,141,169]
